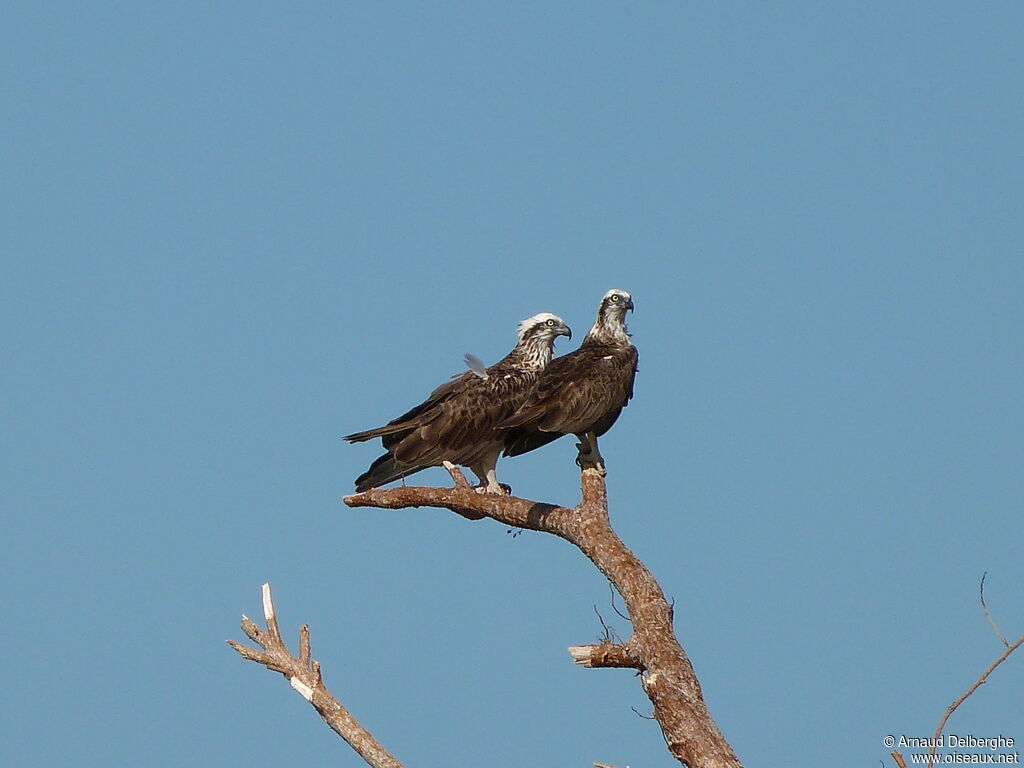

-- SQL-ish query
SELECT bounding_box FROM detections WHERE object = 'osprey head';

[517,312,572,344]
[590,289,634,342]
[601,288,634,313]
[515,312,572,370]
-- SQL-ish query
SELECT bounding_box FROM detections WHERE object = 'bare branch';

[568,642,642,669]
[926,631,1024,768]
[979,572,1009,648]
[262,583,282,643]
[344,470,742,768]
[441,459,473,490]
[229,583,405,768]
[891,750,909,768]
[240,614,265,645]
[299,624,312,669]
[344,478,571,531]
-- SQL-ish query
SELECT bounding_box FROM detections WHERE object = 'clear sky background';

[3,3,1022,766]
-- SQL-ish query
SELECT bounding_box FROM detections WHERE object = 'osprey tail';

[344,422,414,444]
[354,452,423,492]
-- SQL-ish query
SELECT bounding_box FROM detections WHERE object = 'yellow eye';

[546,319,555,326]
[610,295,620,302]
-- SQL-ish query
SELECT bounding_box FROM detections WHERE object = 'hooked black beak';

[625,297,635,312]
[561,325,573,340]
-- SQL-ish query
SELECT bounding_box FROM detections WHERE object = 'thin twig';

[610,581,630,622]
[980,573,1009,648]
[594,605,618,644]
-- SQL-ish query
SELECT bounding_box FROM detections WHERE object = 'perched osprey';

[501,289,637,473]
[345,313,572,493]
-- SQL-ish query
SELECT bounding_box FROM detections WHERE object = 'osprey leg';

[471,451,507,495]
[574,431,607,476]
[483,469,508,495]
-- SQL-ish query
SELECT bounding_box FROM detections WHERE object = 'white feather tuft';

[463,353,489,379]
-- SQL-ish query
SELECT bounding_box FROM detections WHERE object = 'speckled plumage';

[345,313,571,492]
[502,290,638,467]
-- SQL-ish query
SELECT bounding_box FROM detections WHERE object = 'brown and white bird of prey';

[501,289,637,474]
[345,313,572,493]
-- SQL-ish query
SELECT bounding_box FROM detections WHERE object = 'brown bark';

[344,465,742,768]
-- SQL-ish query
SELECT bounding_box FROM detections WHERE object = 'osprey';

[501,289,638,473]
[345,312,572,493]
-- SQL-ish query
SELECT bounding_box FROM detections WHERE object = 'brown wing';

[343,372,471,445]
[391,367,537,467]
[589,344,638,437]
[501,341,638,439]
[349,350,544,490]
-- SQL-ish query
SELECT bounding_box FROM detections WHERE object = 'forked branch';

[228,583,405,768]
[344,466,742,768]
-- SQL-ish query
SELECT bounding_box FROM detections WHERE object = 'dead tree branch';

[228,583,405,768]
[344,466,742,768]
[891,576,1023,768]
[923,632,1024,768]
[568,641,641,669]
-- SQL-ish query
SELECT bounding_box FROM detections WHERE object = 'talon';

[477,481,507,495]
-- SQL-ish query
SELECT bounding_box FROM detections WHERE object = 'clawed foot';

[574,441,590,468]
[575,448,607,476]
[574,432,607,475]
[474,483,511,495]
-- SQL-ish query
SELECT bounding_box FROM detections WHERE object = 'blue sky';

[3,3,1022,766]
